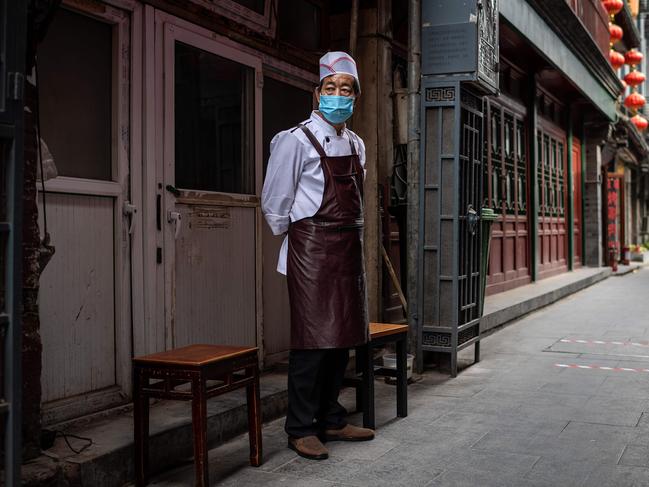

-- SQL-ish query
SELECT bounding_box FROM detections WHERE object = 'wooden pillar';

[528,74,539,281]
[567,106,574,271]
[353,1,392,321]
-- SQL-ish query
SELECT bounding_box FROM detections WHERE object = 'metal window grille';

[419,82,484,377]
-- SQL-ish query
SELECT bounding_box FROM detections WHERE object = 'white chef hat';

[319,51,360,93]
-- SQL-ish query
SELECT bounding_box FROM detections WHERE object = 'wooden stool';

[133,344,262,487]
[346,323,409,429]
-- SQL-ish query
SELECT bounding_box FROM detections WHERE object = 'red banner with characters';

[607,176,620,253]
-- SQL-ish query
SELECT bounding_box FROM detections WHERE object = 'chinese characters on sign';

[607,176,619,253]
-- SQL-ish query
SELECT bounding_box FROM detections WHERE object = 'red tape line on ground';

[555,363,649,373]
[559,338,649,348]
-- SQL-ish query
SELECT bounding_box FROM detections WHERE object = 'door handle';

[123,201,137,234]
[168,211,182,239]
[467,204,479,236]
[165,184,181,197]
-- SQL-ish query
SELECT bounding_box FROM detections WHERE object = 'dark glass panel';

[38,8,112,180]
[175,42,255,194]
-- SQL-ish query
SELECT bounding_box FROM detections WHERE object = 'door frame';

[39,0,142,416]
[143,9,263,358]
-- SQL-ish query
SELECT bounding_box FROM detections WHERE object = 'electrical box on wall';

[421,0,499,95]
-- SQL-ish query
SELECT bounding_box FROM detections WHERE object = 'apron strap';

[298,124,327,158]
[346,131,357,156]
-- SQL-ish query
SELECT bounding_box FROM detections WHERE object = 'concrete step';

[22,373,288,487]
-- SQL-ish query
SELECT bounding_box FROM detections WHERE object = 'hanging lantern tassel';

[631,114,648,131]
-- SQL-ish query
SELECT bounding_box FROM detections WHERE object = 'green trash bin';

[480,208,498,315]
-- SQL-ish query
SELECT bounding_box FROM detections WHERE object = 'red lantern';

[625,49,644,66]
[624,70,646,87]
[631,114,648,131]
[610,50,625,69]
[602,0,624,15]
[609,23,623,42]
[624,92,646,110]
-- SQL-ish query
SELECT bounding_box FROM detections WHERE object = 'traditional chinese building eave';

[612,112,649,165]
[501,0,621,121]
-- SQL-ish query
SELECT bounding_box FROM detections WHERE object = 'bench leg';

[246,365,263,467]
[191,376,209,487]
[396,336,408,418]
[361,345,375,429]
[450,350,458,378]
[133,367,149,487]
[474,340,481,364]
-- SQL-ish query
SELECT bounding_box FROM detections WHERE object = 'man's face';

[316,74,356,101]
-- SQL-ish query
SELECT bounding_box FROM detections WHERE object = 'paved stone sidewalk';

[145,267,649,486]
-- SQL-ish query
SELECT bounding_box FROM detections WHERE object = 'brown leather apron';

[286,124,369,350]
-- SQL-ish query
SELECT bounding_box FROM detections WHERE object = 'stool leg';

[246,364,263,467]
[396,337,408,418]
[191,375,209,487]
[133,367,149,487]
[354,347,362,413]
[362,345,375,429]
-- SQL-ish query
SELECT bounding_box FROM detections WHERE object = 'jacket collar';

[310,111,346,137]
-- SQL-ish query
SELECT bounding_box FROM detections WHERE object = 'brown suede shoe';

[323,424,375,442]
[288,435,329,460]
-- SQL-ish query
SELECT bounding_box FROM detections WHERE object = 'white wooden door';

[37,1,139,423]
[154,13,262,350]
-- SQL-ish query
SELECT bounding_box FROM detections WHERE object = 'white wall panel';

[173,204,256,347]
[39,193,116,403]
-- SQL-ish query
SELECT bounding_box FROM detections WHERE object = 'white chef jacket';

[261,111,366,275]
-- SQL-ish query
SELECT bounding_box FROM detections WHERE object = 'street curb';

[480,268,612,335]
[612,262,648,276]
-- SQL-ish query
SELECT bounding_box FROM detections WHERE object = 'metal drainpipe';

[407,0,421,372]
[349,0,359,58]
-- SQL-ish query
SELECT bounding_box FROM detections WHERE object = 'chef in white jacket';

[262,51,374,461]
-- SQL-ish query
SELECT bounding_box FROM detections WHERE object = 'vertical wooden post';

[354,1,393,321]
[528,74,539,281]
[567,106,574,271]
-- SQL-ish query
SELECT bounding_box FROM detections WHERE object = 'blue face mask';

[319,95,355,124]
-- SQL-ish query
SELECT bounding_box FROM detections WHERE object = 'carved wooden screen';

[483,96,531,294]
[537,121,568,278]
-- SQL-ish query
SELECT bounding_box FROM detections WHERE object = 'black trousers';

[285,348,350,438]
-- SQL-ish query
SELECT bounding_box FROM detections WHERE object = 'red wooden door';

[484,96,531,295]
[572,138,582,267]
[537,121,568,279]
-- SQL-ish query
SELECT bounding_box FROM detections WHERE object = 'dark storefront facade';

[480,0,621,295]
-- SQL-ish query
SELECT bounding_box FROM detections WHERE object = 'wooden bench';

[133,344,262,487]
[346,323,409,429]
